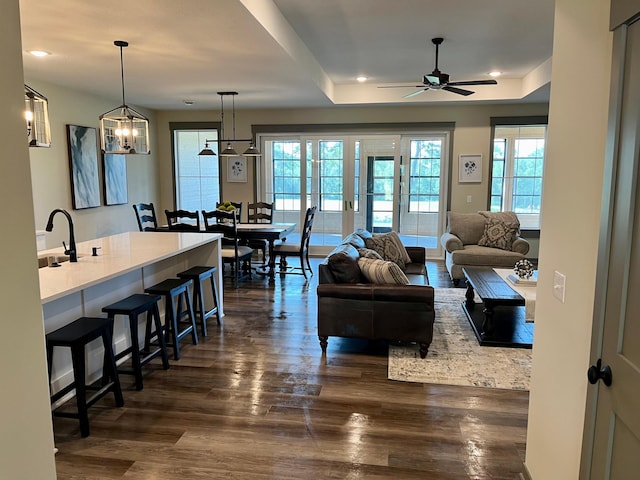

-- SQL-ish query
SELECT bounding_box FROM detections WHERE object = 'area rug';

[388,288,531,390]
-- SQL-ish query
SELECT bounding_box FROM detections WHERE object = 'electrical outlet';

[466,195,472,203]
[553,270,566,303]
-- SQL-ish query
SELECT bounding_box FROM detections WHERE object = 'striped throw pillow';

[357,257,410,285]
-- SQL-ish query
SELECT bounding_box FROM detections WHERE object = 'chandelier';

[99,41,150,154]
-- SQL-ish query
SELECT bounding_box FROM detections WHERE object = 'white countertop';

[39,231,221,304]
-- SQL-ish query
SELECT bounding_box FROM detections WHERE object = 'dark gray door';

[582,9,640,478]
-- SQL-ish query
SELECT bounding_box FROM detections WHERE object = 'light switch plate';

[553,270,566,303]
[466,195,472,203]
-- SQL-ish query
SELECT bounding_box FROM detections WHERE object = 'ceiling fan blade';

[447,79,498,87]
[403,89,428,98]
[378,85,425,89]
[442,86,474,96]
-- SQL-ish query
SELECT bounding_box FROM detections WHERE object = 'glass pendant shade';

[24,84,51,147]
[99,40,150,155]
[100,106,150,154]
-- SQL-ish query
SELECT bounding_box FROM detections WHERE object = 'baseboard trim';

[520,462,533,480]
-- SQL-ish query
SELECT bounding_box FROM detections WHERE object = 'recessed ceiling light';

[356,76,368,83]
[29,50,50,57]
[489,71,502,77]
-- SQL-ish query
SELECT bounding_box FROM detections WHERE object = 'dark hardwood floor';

[53,258,528,479]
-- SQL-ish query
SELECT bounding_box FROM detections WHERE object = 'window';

[172,126,220,213]
[489,120,547,229]
[408,139,442,213]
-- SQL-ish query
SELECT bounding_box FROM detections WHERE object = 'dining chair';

[273,206,316,279]
[165,209,200,231]
[216,201,243,223]
[133,202,162,231]
[202,209,253,286]
[247,201,273,265]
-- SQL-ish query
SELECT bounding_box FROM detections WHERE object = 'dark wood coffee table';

[461,267,533,348]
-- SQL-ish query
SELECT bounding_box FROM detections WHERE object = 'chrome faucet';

[46,209,77,262]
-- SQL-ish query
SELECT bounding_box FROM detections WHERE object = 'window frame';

[488,116,548,231]
[169,121,221,213]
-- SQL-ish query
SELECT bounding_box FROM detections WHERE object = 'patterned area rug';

[388,288,532,390]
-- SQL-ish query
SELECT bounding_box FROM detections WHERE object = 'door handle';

[587,358,612,386]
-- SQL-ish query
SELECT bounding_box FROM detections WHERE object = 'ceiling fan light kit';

[381,37,497,98]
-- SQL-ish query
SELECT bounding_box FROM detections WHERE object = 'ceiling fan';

[380,37,498,97]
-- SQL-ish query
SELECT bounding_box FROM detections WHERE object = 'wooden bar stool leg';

[166,295,180,360]
[208,274,221,325]
[194,281,207,337]
[184,288,199,345]
[148,303,170,370]
[70,343,90,437]
[126,313,144,391]
[102,328,124,407]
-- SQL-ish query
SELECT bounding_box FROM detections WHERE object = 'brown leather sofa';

[317,229,435,358]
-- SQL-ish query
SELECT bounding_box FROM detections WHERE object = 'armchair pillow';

[357,257,410,285]
[477,216,520,251]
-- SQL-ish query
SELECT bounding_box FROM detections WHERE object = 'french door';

[261,133,449,258]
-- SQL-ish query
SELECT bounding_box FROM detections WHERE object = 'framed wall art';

[458,154,482,183]
[103,152,128,205]
[227,157,247,183]
[67,124,101,209]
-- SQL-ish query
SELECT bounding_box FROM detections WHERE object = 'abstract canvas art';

[103,153,127,205]
[67,124,100,209]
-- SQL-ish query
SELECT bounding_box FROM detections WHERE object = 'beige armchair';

[441,211,530,285]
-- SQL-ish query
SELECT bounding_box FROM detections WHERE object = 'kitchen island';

[39,231,222,399]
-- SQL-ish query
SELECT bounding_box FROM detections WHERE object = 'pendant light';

[198,139,217,156]
[218,92,239,157]
[24,84,51,147]
[207,91,260,157]
[99,40,150,154]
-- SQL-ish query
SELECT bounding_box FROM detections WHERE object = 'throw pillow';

[358,247,383,260]
[477,217,519,251]
[357,257,410,285]
[365,231,412,269]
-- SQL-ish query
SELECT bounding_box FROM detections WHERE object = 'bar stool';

[102,293,170,390]
[177,266,221,337]
[144,278,198,360]
[46,317,124,437]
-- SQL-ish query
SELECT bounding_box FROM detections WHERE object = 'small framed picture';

[227,157,247,183]
[458,154,482,183]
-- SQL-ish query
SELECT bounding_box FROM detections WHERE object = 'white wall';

[26,79,161,249]
[525,1,612,478]
[0,1,56,477]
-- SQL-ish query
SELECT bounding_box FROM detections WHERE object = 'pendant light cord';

[220,94,225,142]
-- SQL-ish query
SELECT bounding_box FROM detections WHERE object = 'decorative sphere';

[514,259,534,279]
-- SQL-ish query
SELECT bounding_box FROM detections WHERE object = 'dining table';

[236,223,296,282]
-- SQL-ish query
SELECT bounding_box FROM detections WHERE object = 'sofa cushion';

[327,244,363,283]
[357,257,410,285]
[358,247,383,260]
[343,233,366,249]
[354,228,373,241]
[365,231,412,269]
[477,217,519,251]
[479,210,521,233]
[449,244,525,266]
[447,212,487,245]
